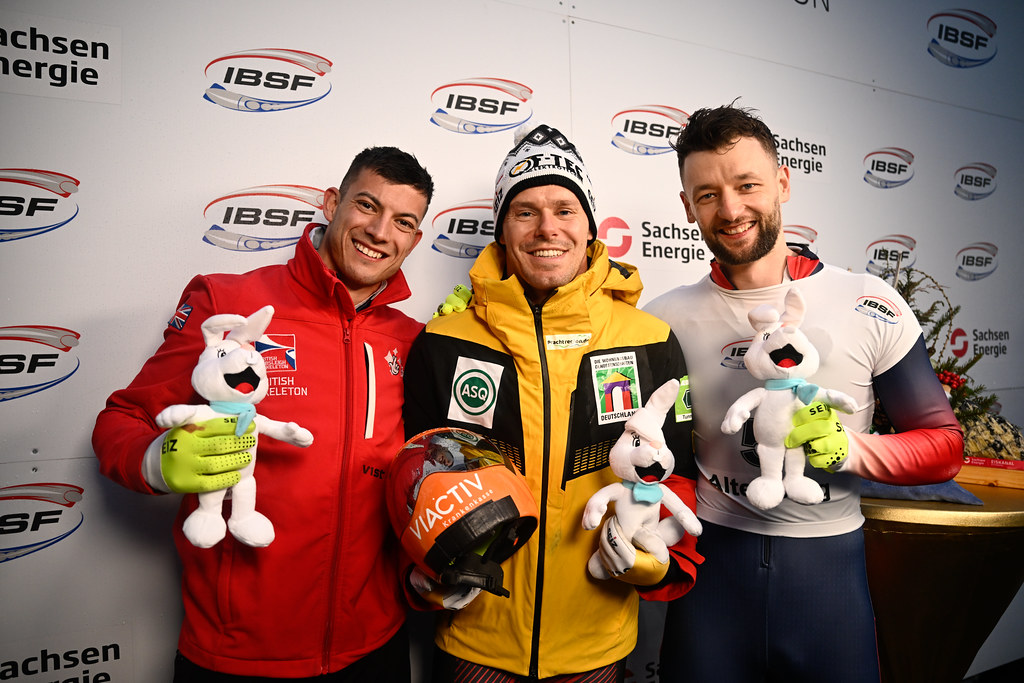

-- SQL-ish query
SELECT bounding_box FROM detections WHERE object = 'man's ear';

[322,186,340,221]
[680,190,697,224]
[777,165,792,204]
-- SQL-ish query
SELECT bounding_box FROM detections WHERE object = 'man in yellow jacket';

[401,123,703,682]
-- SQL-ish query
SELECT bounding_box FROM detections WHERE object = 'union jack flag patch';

[168,302,193,330]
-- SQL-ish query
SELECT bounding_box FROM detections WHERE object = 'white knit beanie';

[492,122,597,243]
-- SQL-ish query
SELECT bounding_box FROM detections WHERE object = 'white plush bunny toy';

[156,305,313,548]
[582,379,703,580]
[721,288,858,510]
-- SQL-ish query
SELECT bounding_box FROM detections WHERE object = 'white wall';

[2,1,1021,680]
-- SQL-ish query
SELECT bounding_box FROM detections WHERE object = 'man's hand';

[785,402,849,473]
[596,516,669,586]
[432,285,473,318]
[408,566,482,610]
[159,417,256,493]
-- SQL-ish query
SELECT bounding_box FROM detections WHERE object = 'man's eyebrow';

[354,190,422,222]
[691,172,762,194]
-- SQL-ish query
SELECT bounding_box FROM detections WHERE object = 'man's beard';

[705,202,782,267]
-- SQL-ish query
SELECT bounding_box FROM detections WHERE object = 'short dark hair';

[338,146,434,209]
[673,102,778,177]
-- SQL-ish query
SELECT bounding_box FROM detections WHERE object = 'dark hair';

[338,146,435,209]
[673,102,778,176]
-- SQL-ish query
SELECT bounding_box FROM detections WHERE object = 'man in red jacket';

[93,147,433,682]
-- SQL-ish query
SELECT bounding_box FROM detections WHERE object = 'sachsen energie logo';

[0,325,80,402]
[598,217,632,258]
[863,148,915,189]
[598,216,706,264]
[429,78,533,134]
[955,242,998,281]
[203,184,325,252]
[431,199,493,259]
[926,9,997,68]
[866,234,917,276]
[0,483,84,563]
[610,106,688,156]
[203,48,332,112]
[0,169,80,242]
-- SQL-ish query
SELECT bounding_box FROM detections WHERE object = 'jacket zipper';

[528,301,552,679]
[323,314,355,671]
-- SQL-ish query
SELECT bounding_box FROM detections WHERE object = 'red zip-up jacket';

[92,225,422,677]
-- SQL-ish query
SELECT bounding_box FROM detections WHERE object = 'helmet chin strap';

[440,553,509,598]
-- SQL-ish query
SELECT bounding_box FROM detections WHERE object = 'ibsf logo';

[0,483,84,563]
[0,326,81,402]
[954,162,997,200]
[866,234,917,276]
[863,148,915,189]
[926,9,997,68]
[955,242,998,282]
[203,184,325,252]
[610,106,688,156]
[203,48,332,112]
[429,78,533,134]
[431,199,493,259]
[854,295,902,325]
[720,340,751,370]
[0,169,81,242]
[598,217,632,258]
[783,225,818,249]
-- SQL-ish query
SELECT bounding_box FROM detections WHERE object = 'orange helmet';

[386,428,538,597]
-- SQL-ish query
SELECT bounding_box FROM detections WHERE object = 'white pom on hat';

[492,122,597,243]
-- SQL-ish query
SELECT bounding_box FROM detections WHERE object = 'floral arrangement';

[872,265,1021,462]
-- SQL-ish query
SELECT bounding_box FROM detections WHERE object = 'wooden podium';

[862,484,1024,683]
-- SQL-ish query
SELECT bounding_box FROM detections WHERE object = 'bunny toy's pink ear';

[624,379,681,441]
[646,378,681,417]
[226,305,275,346]
[200,314,248,347]
[779,288,806,327]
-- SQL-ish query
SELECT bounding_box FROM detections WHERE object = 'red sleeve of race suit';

[844,336,964,484]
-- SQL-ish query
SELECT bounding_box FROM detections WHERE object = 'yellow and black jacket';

[403,241,701,678]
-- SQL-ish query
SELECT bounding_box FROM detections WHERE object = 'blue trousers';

[659,521,880,683]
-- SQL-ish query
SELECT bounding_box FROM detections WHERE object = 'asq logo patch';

[598,217,632,258]
[448,357,504,429]
[429,78,533,134]
[863,148,915,189]
[0,325,81,402]
[0,169,80,242]
[610,105,688,156]
[926,9,997,68]
[203,184,325,252]
[0,483,84,563]
[865,234,916,276]
[954,162,996,200]
[203,48,332,112]
[955,242,998,282]
[430,199,493,259]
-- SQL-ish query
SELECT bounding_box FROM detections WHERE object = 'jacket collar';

[467,240,642,352]
[292,223,412,314]
[709,243,823,290]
